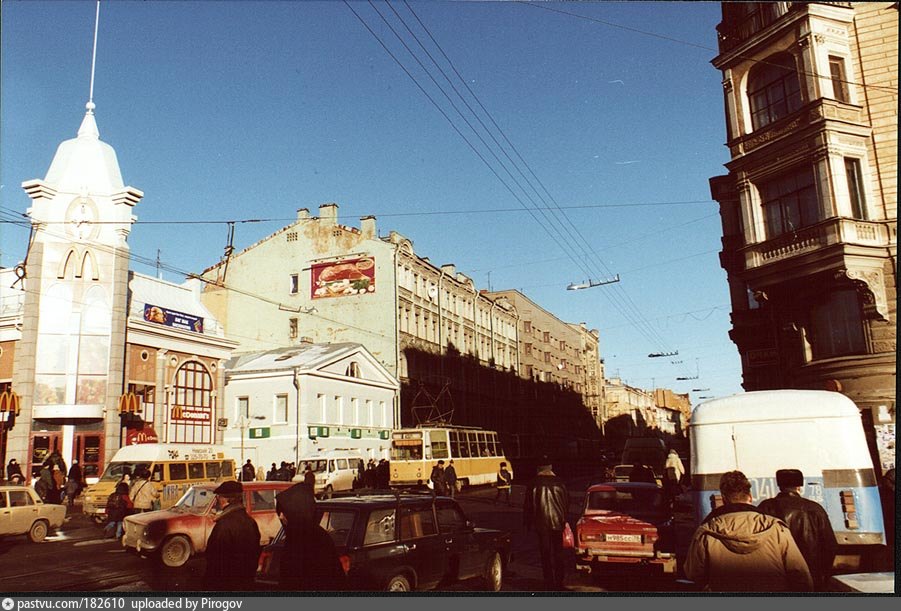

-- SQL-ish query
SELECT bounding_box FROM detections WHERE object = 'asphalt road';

[0,479,696,593]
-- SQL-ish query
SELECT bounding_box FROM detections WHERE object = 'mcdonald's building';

[0,101,237,482]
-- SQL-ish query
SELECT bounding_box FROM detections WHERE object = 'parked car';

[574,482,676,575]
[612,464,662,486]
[122,480,291,567]
[257,492,511,591]
[0,485,67,542]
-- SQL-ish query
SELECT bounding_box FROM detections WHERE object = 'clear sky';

[1,1,743,402]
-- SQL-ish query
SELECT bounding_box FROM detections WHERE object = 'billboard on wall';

[311,257,376,299]
[144,303,204,333]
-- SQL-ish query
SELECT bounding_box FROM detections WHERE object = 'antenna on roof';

[87,0,101,111]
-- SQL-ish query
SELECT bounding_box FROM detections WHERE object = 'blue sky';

[1,1,742,401]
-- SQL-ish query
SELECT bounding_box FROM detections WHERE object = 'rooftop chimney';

[297,208,310,221]
[440,264,456,276]
[319,203,338,226]
[360,216,377,239]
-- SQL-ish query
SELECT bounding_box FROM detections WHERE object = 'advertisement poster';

[144,303,204,333]
[311,257,376,299]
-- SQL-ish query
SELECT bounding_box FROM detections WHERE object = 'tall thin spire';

[87,0,100,113]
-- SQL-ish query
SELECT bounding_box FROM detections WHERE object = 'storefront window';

[169,360,213,444]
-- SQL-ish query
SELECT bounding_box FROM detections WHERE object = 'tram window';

[467,432,480,456]
[449,431,460,457]
[430,430,449,459]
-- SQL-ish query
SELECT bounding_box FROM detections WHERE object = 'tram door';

[29,433,62,479]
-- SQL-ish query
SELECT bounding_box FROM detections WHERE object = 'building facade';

[0,103,236,481]
[709,2,897,473]
[222,342,398,468]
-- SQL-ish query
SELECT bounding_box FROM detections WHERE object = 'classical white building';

[0,101,237,480]
[222,342,398,467]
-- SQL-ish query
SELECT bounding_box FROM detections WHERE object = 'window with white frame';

[828,56,849,103]
[379,401,387,427]
[365,399,374,426]
[290,274,299,294]
[748,53,802,130]
[760,166,820,238]
[329,395,341,423]
[317,393,326,422]
[236,396,249,422]
[844,158,867,220]
[352,398,360,424]
[274,394,289,424]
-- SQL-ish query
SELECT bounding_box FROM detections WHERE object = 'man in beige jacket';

[129,468,160,513]
[684,470,813,592]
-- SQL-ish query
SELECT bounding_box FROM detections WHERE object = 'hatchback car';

[0,485,67,542]
[122,481,291,567]
[257,492,511,591]
[575,482,676,575]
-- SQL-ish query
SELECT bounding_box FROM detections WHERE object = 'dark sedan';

[257,492,511,591]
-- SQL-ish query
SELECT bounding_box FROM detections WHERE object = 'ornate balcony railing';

[741,217,896,270]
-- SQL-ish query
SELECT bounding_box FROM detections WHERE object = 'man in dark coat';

[758,469,836,590]
[266,463,278,481]
[430,460,448,495]
[276,480,345,590]
[204,481,261,591]
[375,459,390,489]
[523,459,569,590]
[445,460,458,498]
[275,461,291,482]
[241,459,256,482]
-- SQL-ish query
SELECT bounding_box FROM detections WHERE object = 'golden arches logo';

[0,391,20,416]
[118,392,140,414]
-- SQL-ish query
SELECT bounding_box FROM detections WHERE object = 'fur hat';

[214,480,243,496]
[776,469,804,488]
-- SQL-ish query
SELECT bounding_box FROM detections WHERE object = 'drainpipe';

[392,243,401,427]
[293,368,301,466]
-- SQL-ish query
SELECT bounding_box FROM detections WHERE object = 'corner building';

[709,2,897,473]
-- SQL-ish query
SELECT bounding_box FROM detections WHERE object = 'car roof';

[587,482,661,492]
[318,493,452,508]
[194,481,291,491]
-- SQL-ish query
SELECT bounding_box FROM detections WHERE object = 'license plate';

[605,534,641,543]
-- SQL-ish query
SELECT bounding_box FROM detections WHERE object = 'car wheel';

[385,574,412,592]
[159,535,192,568]
[28,520,49,543]
[483,551,503,592]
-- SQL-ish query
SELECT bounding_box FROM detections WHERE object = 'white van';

[293,450,363,498]
[690,390,885,569]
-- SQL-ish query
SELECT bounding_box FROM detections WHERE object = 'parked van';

[621,437,668,475]
[690,390,885,569]
[81,444,236,522]
[294,450,363,498]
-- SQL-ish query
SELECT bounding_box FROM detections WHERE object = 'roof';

[690,390,860,426]
[226,342,364,372]
[128,273,223,336]
[43,107,125,195]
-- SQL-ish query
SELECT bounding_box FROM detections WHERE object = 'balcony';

[717,2,852,54]
[741,217,896,270]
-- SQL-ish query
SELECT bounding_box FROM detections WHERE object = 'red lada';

[122,481,291,567]
[575,482,676,575]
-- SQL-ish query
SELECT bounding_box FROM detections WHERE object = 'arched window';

[748,53,801,130]
[170,360,213,443]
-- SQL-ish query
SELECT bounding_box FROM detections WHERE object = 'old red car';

[122,481,291,567]
[575,482,676,575]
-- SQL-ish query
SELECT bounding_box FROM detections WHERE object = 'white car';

[0,486,67,542]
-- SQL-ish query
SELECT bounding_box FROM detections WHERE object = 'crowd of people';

[101,464,161,539]
[6,451,85,508]
[235,458,392,489]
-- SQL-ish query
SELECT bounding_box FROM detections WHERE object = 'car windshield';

[305,460,328,474]
[587,488,666,517]
[174,487,216,513]
[99,461,151,482]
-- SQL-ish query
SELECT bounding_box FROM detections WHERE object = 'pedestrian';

[52,464,66,495]
[266,463,278,481]
[34,466,54,502]
[129,468,160,513]
[495,462,513,505]
[276,478,345,591]
[684,470,813,592]
[241,459,256,482]
[6,458,24,485]
[204,481,261,591]
[364,459,377,488]
[445,460,458,498]
[758,469,836,590]
[355,459,365,489]
[375,459,390,489]
[276,461,291,482]
[256,465,265,481]
[103,482,133,539]
[288,462,297,480]
[430,460,448,495]
[522,459,569,591]
[64,460,83,508]
[664,450,685,501]
[43,450,67,476]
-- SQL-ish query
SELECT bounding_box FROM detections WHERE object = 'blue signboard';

[144,303,204,333]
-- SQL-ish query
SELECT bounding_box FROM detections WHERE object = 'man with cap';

[430,460,448,495]
[522,458,569,590]
[758,469,836,590]
[204,480,261,591]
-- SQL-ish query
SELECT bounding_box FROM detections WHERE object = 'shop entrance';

[29,433,62,479]
[74,432,104,481]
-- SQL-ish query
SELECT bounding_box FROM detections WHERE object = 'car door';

[436,499,482,581]
[247,487,280,544]
[8,489,38,534]
[0,491,10,534]
[398,503,446,589]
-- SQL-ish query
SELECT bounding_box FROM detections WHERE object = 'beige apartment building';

[200,204,519,424]
[571,322,604,428]
[709,2,897,473]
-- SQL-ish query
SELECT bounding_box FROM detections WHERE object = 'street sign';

[249,427,270,439]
